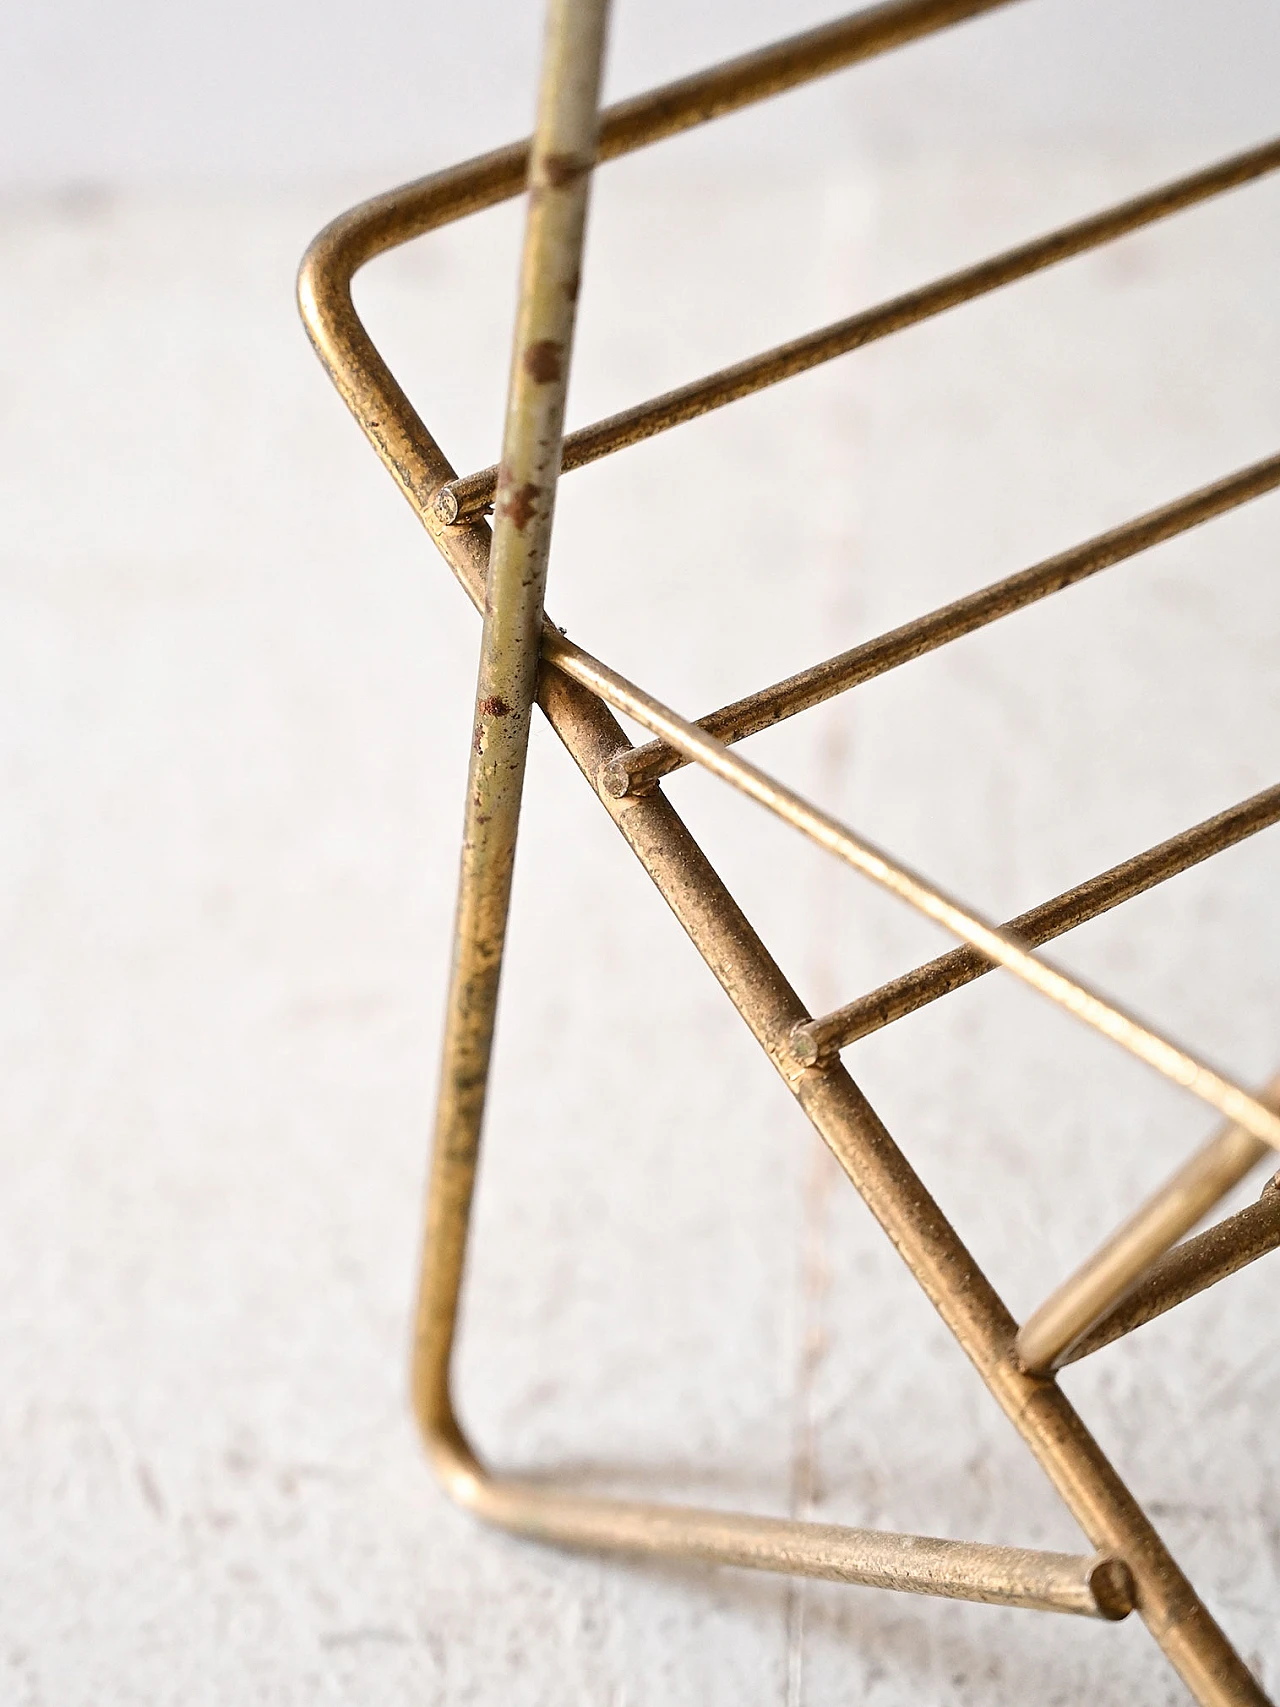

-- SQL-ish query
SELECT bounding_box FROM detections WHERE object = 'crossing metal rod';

[301,0,1021,331]
[1016,1076,1280,1374]
[794,784,1280,1059]
[415,0,611,1453]
[546,629,1280,1155]
[296,200,1275,1707]
[296,6,1275,1699]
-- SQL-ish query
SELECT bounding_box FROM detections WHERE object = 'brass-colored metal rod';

[546,630,1280,1153]
[437,137,1280,526]
[299,60,1274,1698]
[608,452,1280,795]
[457,1474,1134,1617]
[1016,1078,1280,1374]
[594,0,1022,158]
[307,437,1267,1700]
[417,0,610,1453]
[1058,1171,1280,1367]
[304,0,1022,297]
[534,664,1260,1701]
[793,786,1280,1061]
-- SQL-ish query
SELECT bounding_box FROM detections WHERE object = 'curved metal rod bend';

[296,12,1271,1699]
[420,1409,1132,1616]
[297,0,1021,525]
[298,281,1264,1707]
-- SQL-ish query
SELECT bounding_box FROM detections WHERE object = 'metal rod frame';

[298,2,1278,1699]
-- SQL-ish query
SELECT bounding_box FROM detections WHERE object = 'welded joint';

[789,1019,836,1069]
[1087,1555,1138,1622]
[599,749,655,799]
[432,483,462,526]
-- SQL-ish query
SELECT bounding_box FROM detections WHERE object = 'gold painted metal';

[297,2,1278,1700]
[422,0,611,1513]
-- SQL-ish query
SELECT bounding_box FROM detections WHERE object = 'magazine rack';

[298,3,1280,1699]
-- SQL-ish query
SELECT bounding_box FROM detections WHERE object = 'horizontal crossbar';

[543,630,1280,1151]
[446,1464,1132,1617]
[436,137,1280,527]
[607,451,1280,795]
[792,786,1280,1061]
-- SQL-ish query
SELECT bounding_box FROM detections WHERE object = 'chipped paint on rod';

[415,0,611,1445]
[545,631,1280,1155]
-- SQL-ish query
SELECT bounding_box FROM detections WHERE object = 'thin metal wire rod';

[1015,1075,1280,1374]
[456,1474,1134,1616]
[607,452,1280,796]
[299,32,1276,1692]
[303,0,1022,293]
[793,786,1280,1062]
[1056,1170,1280,1368]
[545,631,1280,1152]
[418,0,611,1453]
[596,0,1022,157]
[436,137,1280,526]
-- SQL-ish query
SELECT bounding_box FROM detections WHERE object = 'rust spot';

[542,152,588,189]
[498,479,540,531]
[473,725,484,754]
[523,340,562,383]
[478,696,511,718]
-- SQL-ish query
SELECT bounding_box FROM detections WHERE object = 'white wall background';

[2,0,1279,189]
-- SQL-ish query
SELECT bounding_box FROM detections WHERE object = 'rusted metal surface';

[296,3,1278,1701]
[409,0,611,1475]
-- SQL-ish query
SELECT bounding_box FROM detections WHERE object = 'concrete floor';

[2,148,1278,1704]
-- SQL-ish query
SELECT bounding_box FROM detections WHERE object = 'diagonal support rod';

[547,629,1280,1156]
[793,784,1280,1060]
[417,0,611,1452]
